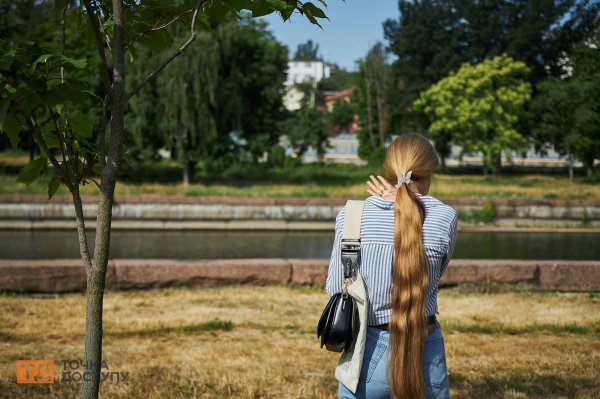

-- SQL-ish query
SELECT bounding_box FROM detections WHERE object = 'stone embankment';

[0,194,599,229]
[0,259,598,293]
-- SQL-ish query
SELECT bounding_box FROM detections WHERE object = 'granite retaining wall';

[0,195,599,229]
[1,259,598,293]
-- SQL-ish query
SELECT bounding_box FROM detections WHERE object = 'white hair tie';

[397,170,412,187]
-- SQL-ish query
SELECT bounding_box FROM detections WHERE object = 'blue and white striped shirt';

[325,194,458,325]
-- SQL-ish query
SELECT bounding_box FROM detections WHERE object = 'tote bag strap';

[341,200,364,278]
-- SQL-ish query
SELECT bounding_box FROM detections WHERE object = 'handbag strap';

[341,200,365,279]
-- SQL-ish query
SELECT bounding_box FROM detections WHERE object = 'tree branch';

[97,95,109,169]
[71,184,94,270]
[124,10,192,49]
[124,0,206,103]
[82,0,113,101]
[151,11,191,31]
[29,116,71,188]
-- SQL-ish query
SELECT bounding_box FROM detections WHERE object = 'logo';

[16,359,129,384]
[16,360,54,384]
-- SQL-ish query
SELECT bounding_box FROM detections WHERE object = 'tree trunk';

[79,1,125,398]
[567,153,573,183]
[363,69,376,149]
[493,153,502,176]
[375,89,385,146]
[183,160,194,185]
[182,127,192,186]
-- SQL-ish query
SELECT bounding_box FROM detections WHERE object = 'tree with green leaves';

[318,67,357,92]
[0,1,329,398]
[127,16,288,184]
[532,38,600,179]
[329,98,355,134]
[293,38,320,60]
[384,0,600,136]
[280,106,329,158]
[354,42,391,164]
[415,54,532,175]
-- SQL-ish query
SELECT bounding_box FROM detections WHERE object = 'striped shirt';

[325,194,458,325]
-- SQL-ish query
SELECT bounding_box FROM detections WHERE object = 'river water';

[1,230,598,260]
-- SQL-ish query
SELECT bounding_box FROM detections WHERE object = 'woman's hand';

[366,175,398,200]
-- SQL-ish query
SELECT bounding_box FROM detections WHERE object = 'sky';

[261,1,400,71]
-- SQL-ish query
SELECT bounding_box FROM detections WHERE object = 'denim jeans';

[338,321,450,399]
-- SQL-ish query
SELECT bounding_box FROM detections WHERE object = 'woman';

[326,133,458,399]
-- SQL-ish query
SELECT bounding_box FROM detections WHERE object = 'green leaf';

[280,6,294,21]
[137,30,173,54]
[69,113,93,138]
[32,54,54,72]
[302,2,328,19]
[228,0,253,11]
[54,0,68,13]
[17,155,47,185]
[47,173,62,199]
[0,50,15,71]
[61,55,87,69]
[0,99,9,125]
[0,114,23,150]
[23,77,47,91]
[303,12,320,27]
[127,46,136,63]
[206,1,230,21]
[251,4,275,18]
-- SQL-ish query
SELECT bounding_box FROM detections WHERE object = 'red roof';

[325,87,355,102]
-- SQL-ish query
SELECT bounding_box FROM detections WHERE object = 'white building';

[283,60,331,111]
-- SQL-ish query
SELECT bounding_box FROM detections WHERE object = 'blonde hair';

[383,133,439,399]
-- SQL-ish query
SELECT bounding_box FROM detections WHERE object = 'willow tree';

[415,54,531,176]
[0,1,329,398]
[126,16,288,184]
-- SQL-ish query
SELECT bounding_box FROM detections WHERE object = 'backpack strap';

[341,200,365,279]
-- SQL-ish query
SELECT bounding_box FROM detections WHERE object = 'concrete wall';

[0,195,598,230]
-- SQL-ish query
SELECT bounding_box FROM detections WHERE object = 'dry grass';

[0,286,599,398]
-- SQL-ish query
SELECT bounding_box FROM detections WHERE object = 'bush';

[267,145,286,167]
[583,170,600,184]
[458,200,497,224]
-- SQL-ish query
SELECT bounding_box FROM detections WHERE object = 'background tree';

[0,1,330,398]
[127,16,288,184]
[415,54,532,176]
[280,106,329,158]
[318,67,356,92]
[329,99,355,134]
[293,38,320,60]
[532,38,600,179]
[354,42,391,164]
[383,0,600,141]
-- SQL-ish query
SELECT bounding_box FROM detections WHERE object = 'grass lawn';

[1,151,599,200]
[1,285,599,398]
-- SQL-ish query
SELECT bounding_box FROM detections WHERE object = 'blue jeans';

[338,322,450,399]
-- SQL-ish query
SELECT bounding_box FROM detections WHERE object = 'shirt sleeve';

[325,207,345,296]
[440,210,458,277]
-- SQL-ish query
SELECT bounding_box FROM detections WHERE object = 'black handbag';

[317,288,360,352]
[317,200,364,353]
